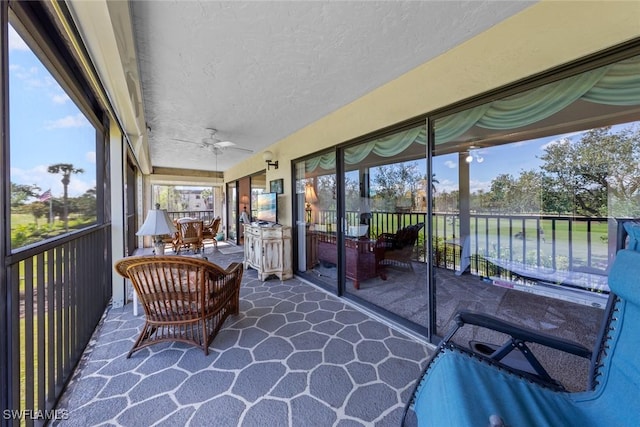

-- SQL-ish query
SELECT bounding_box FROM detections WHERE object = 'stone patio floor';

[53,247,431,426]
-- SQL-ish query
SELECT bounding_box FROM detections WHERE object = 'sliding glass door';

[341,126,428,329]
[295,126,429,331]
[295,150,339,292]
[432,53,640,365]
[293,51,640,347]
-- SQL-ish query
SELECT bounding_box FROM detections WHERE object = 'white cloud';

[68,177,96,196]
[10,63,37,80]
[541,137,571,151]
[45,114,89,130]
[540,131,585,151]
[470,179,492,193]
[8,26,29,52]
[86,151,96,164]
[433,178,457,194]
[51,93,70,105]
[444,160,457,169]
[10,63,57,92]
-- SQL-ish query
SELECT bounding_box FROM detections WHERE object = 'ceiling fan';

[172,128,253,155]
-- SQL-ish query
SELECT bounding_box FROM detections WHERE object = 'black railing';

[5,226,112,425]
[434,213,612,275]
[170,208,613,281]
[313,210,614,274]
[166,210,216,222]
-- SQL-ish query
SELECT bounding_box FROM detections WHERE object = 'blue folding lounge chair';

[403,248,640,427]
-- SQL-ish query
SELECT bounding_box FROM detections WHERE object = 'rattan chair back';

[115,255,243,357]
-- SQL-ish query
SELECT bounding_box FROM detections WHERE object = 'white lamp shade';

[304,184,318,203]
[136,208,177,236]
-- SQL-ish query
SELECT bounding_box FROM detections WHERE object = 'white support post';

[110,122,126,308]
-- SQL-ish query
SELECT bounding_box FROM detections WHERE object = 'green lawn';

[12,212,41,226]
[432,217,609,242]
[11,212,97,249]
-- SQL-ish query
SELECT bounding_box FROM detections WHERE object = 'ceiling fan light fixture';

[203,128,221,144]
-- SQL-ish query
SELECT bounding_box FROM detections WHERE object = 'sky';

[9,24,96,199]
[432,134,566,195]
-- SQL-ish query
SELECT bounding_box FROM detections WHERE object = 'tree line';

[434,125,640,217]
[12,163,94,220]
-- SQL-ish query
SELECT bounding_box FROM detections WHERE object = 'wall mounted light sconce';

[263,150,279,170]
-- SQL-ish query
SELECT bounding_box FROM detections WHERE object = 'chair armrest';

[455,311,592,358]
[226,262,243,275]
[376,233,396,248]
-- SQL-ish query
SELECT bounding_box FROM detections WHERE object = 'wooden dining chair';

[173,218,204,254]
[203,216,221,248]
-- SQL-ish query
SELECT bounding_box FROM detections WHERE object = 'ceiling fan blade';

[213,140,254,153]
[170,137,199,145]
[213,140,235,148]
[171,137,220,152]
[226,146,254,153]
[171,132,253,154]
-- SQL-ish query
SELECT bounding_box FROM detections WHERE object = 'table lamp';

[136,203,177,255]
[304,183,318,223]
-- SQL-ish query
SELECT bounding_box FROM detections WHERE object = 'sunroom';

[2,1,640,425]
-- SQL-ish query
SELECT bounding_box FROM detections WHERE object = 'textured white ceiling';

[130,1,533,172]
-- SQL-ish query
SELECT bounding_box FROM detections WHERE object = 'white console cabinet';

[243,224,292,281]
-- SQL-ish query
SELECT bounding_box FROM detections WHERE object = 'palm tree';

[47,163,84,231]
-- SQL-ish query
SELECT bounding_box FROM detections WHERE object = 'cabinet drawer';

[260,228,285,239]
[245,226,261,237]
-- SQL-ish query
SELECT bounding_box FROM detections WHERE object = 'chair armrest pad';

[455,311,592,358]
[227,262,243,274]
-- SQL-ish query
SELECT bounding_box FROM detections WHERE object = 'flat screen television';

[256,192,278,223]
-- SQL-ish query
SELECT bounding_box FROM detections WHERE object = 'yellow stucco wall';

[225,0,640,227]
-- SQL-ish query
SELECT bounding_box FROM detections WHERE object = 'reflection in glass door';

[226,182,237,242]
[341,127,428,330]
[431,53,640,360]
[295,152,338,291]
[294,126,429,331]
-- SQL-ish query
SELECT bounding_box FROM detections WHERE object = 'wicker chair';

[160,219,178,254]
[173,218,204,254]
[115,256,243,357]
[202,216,221,248]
